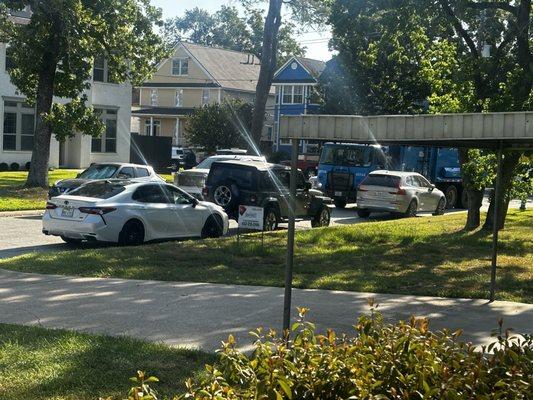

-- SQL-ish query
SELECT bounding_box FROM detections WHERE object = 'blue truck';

[316,143,464,209]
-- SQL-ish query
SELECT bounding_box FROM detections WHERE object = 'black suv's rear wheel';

[264,206,280,231]
[213,182,239,208]
[311,205,331,228]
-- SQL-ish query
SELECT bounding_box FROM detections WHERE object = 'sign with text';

[238,205,264,231]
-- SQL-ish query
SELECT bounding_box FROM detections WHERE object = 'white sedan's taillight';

[78,207,116,215]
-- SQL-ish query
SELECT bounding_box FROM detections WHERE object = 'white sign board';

[238,205,264,231]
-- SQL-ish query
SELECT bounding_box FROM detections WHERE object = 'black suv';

[203,160,332,230]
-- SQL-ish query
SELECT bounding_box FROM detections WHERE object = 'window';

[93,57,105,82]
[91,108,118,153]
[92,57,116,83]
[2,101,35,151]
[414,175,431,188]
[282,86,304,104]
[79,164,119,179]
[202,89,210,106]
[361,175,400,188]
[5,44,14,72]
[319,145,372,167]
[175,89,183,107]
[150,89,158,106]
[69,181,126,199]
[172,58,189,76]
[135,167,149,178]
[144,119,160,136]
[132,184,170,204]
[117,166,134,178]
[164,185,194,205]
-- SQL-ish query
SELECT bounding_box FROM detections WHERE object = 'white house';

[0,9,132,169]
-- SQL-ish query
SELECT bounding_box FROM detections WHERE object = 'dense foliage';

[1,0,166,187]
[125,307,532,399]
[184,100,253,154]
[163,5,304,66]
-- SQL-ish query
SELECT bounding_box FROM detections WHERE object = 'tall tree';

[248,0,330,146]
[1,0,166,188]
[162,5,305,66]
[328,0,531,230]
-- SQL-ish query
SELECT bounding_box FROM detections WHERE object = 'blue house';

[272,56,326,155]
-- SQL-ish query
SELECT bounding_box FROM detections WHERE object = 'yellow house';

[132,42,276,147]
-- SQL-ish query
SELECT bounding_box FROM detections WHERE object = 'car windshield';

[320,145,372,167]
[361,174,400,188]
[78,164,118,179]
[69,181,126,199]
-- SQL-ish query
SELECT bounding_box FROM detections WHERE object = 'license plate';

[334,191,342,197]
[61,208,74,218]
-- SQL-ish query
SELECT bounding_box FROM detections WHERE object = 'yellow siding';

[149,47,212,85]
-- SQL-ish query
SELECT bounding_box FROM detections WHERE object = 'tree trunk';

[482,151,521,231]
[458,148,484,230]
[250,0,282,149]
[514,0,532,109]
[25,42,58,188]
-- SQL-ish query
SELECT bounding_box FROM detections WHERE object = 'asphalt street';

[0,199,528,259]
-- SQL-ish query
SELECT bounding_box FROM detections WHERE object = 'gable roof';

[273,56,327,84]
[181,42,265,93]
[295,57,326,80]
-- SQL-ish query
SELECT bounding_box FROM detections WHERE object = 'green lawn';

[2,211,531,302]
[0,323,212,400]
[0,170,173,212]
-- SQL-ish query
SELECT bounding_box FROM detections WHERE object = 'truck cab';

[317,143,387,208]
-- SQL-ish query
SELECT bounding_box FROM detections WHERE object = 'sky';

[151,0,333,61]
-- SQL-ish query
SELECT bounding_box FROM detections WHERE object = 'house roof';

[181,42,267,93]
[139,82,220,89]
[295,57,326,80]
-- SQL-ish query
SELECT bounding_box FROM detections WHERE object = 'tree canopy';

[1,0,167,187]
[184,100,253,154]
[163,5,305,66]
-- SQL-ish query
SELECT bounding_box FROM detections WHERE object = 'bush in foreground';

[126,306,532,399]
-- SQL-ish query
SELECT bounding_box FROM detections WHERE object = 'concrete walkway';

[0,269,531,351]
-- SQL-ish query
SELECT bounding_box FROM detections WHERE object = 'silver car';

[356,171,446,218]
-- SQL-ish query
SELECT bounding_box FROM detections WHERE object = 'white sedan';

[43,180,229,245]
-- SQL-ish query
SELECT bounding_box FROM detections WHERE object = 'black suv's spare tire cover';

[213,182,240,209]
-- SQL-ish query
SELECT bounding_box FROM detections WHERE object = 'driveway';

[0,269,531,351]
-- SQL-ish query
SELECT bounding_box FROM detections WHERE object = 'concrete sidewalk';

[0,269,531,351]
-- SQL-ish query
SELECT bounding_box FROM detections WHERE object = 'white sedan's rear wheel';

[119,220,145,246]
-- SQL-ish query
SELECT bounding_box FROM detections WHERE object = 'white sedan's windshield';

[78,165,118,179]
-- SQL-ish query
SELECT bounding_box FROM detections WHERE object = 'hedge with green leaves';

[126,307,532,400]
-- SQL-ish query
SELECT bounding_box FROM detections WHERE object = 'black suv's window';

[208,164,254,190]
[270,169,306,190]
[70,181,126,199]
[361,174,400,188]
[132,184,170,203]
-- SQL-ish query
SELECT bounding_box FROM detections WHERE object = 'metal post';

[490,142,503,302]
[283,138,299,333]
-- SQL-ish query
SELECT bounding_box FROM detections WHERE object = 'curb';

[0,210,43,218]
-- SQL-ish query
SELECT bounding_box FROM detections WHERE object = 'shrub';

[10,162,20,171]
[126,307,532,399]
[0,162,8,172]
[25,161,31,171]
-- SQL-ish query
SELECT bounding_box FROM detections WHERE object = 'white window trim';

[172,57,189,76]
[175,89,183,107]
[201,89,210,106]
[281,85,304,105]
[2,101,35,152]
[150,89,158,106]
[144,119,161,137]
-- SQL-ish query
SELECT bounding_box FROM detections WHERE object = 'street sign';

[238,205,264,231]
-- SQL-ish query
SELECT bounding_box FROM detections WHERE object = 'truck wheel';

[357,209,370,218]
[334,198,347,209]
[264,206,280,231]
[459,189,469,209]
[444,185,458,209]
[311,205,331,228]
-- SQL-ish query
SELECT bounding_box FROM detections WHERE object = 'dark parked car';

[171,147,197,171]
[48,163,163,198]
[203,160,332,230]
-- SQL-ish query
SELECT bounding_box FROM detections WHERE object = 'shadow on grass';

[0,323,213,400]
